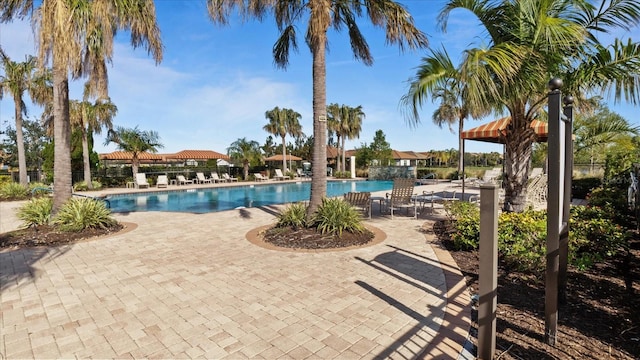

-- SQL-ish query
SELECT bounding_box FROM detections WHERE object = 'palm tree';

[207,0,428,216]
[263,106,303,173]
[326,103,344,171]
[69,89,117,189]
[402,47,488,179]
[227,137,261,180]
[341,105,364,173]
[104,126,163,176]
[427,0,640,211]
[0,49,51,185]
[1,0,163,213]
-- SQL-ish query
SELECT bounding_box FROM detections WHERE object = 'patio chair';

[274,169,290,181]
[157,175,169,188]
[210,173,227,183]
[385,178,417,219]
[196,172,212,184]
[254,173,269,182]
[177,175,193,185]
[135,173,150,189]
[344,192,371,219]
[222,173,238,182]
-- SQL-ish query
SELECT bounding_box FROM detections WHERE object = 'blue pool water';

[106,180,394,213]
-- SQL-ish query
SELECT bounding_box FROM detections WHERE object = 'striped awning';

[461,116,548,143]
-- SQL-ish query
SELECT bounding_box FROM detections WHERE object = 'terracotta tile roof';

[326,146,339,159]
[99,151,163,160]
[391,150,419,159]
[167,150,229,160]
[264,154,303,161]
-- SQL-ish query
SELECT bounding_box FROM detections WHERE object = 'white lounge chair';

[254,173,269,182]
[135,173,150,189]
[157,175,169,188]
[177,175,193,185]
[211,173,227,183]
[196,172,212,184]
[274,169,290,181]
[223,173,238,182]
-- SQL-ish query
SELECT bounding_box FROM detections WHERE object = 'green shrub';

[73,180,103,191]
[53,198,117,232]
[312,198,365,236]
[0,175,12,185]
[276,202,308,229]
[334,171,351,179]
[0,182,29,200]
[444,201,480,250]
[571,177,602,199]
[570,205,626,270]
[28,182,52,197]
[17,197,53,227]
[498,210,547,273]
[587,186,631,226]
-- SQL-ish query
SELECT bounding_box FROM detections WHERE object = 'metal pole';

[559,96,574,305]
[462,139,466,198]
[478,183,499,360]
[546,78,563,346]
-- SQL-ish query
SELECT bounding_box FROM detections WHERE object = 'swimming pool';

[106,180,394,213]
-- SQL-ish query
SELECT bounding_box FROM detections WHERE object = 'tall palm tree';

[104,126,163,176]
[1,0,163,213]
[69,89,117,189]
[263,106,303,173]
[207,0,428,216]
[0,49,51,185]
[341,105,364,173]
[326,103,343,171]
[402,47,489,179]
[227,137,261,180]
[424,0,640,211]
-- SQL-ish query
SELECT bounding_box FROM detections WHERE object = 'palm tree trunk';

[308,31,328,218]
[335,134,341,174]
[132,154,139,176]
[52,61,73,215]
[281,135,287,172]
[503,116,535,212]
[244,160,249,180]
[82,126,93,189]
[341,136,346,173]
[14,98,28,186]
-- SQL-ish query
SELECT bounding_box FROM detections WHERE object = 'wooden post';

[478,183,499,360]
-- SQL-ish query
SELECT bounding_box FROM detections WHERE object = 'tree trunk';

[307,28,328,218]
[82,126,93,189]
[503,114,535,212]
[243,160,249,180]
[335,134,341,174]
[132,154,139,176]
[52,60,73,215]
[341,136,346,173]
[281,135,287,172]
[14,97,28,186]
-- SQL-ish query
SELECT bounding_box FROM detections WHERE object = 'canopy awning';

[264,154,303,161]
[461,116,548,143]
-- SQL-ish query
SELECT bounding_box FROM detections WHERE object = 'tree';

[104,126,163,176]
[261,135,277,157]
[207,0,428,217]
[328,104,365,173]
[402,47,487,179]
[1,0,163,213]
[0,118,50,175]
[430,0,640,211]
[263,106,303,173]
[0,48,51,185]
[227,137,261,180]
[370,130,392,166]
[70,88,117,189]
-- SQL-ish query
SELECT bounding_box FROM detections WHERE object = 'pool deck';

[0,179,477,359]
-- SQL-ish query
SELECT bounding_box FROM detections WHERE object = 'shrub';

[276,202,308,229]
[498,210,547,273]
[53,198,117,232]
[444,201,480,250]
[312,198,365,236]
[0,182,29,200]
[587,186,632,226]
[73,180,103,191]
[571,177,601,199]
[570,205,626,270]
[17,197,53,227]
[334,171,351,179]
[0,175,11,185]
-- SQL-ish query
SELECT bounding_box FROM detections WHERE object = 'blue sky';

[0,0,638,157]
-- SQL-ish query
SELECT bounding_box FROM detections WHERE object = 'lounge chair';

[177,175,193,185]
[274,169,290,181]
[223,173,238,182]
[196,172,212,184]
[385,178,417,219]
[157,175,169,188]
[135,173,150,189]
[254,173,269,182]
[344,192,371,219]
[211,173,227,183]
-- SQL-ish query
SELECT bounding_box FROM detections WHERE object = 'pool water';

[107,180,394,213]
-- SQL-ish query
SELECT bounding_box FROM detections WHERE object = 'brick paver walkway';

[1,198,471,359]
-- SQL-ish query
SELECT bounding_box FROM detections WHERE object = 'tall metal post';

[546,78,563,346]
[559,96,574,304]
[478,184,499,359]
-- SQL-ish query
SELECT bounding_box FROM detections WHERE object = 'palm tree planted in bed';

[207,0,428,218]
[227,137,262,181]
[104,126,163,176]
[263,106,303,173]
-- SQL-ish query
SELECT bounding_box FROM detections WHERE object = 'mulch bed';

[0,224,124,250]
[262,226,375,250]
[432,219,640,359]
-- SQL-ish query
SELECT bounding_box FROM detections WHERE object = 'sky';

[0,0,639,157]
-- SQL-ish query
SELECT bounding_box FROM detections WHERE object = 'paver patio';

[0,182,472,359]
